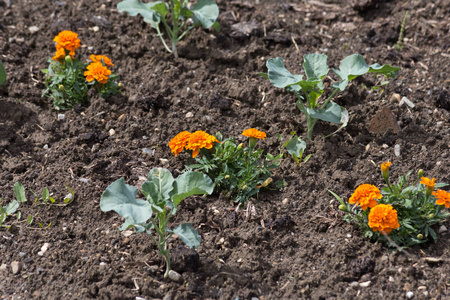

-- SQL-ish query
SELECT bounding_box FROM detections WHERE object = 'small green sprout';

[394,11,409,50]
[0,60,6,86]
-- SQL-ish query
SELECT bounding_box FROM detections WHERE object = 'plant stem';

[320,88,339,110]
[155,26,173,54]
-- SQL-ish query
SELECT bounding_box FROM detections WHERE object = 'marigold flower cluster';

[242,128,266,140]
[52,30,80,61]
[348,184,382,210]
[433,189,450,208]
[84,61,112,84]
[169,131,219,158]
[368,204,400,234]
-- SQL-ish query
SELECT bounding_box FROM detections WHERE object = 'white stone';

[11,261,21,274]
[406,291,414,299]
[438,225,447,233]
[399,97,415,108]
[394,144,401,157]
[28,26,40,33]
[168,270,182,282]
[109,129,116,136]
[186,112,194,118]
[57,114,66,121]
[359,281,371,287]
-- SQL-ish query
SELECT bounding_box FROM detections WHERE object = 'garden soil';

[1,0,449,299]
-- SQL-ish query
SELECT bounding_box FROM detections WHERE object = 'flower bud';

[418,169,424,178]
[242,185,248,190]
[225,175,230,180]
[65,55,72,63]
[417,234,424,240]
[261,177,272,188]
[237,143,245,150]
[428,213,434,219]
[118,82,123,88]
[338,204,347,211]
[58,85,65,92]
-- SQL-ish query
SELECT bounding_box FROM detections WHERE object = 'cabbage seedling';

[100,168,214,278]
[117,0,220,58]
[261,54,399,140]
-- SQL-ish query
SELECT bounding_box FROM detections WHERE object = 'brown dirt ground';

[0,0,449,299]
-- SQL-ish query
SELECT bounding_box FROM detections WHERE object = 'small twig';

[381,231,415,259]
[291,35,301,56]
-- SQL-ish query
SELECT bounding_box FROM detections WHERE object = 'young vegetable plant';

[283,135,311,168]
[330,163,450,249]
[117,0,220,58]
[0,183,28,228]
[100,168,214,278]
[261,54,399,140]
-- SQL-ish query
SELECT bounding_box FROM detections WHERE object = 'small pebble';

[79,178,90,183]
[11,261,22,274]
[359,281,371,287]
[19,252,27,257]
[28,26,40,33]
[162,294,172,300]
[92,26,100,32]
[186,112,194,118]
[438,225,447,233]
[43,144,49,150]
[109,129,116,136]
[282,198,289,205]
[142,148,153,155]
[168,270,182,282]
[99,262,106,266]
[399,97,415,108]
[394,144,401,157]
[350,281,359,288]
[57,114,66,121]
[406,291,414,299]
[0,264,7,273]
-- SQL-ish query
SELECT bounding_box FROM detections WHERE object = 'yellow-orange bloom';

[433,189,450,208]
[368,204,400,234]
[381,161,391,173]
[186,131,219,158]
[242,128,266,140]
[90,54,114,67]
[54,30,81,52]
[169,131,191,156]
[420,177,436,190]
[349,184,382,210]
[84,62,111,84]
[52,48,75,61]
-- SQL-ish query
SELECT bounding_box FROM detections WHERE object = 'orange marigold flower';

[52,48,75,61]
[186,131,219,158]
[84,62,111,84]
[90,54,114,67]
[54,30,81,52]
[242,128,266,140]
[368,204,400,234]
[349,184,382,210]
[433,189,450,208]
[169,131,191,156]
[380,161,391,173]
[420,177,436,190]
[52,48,66,61]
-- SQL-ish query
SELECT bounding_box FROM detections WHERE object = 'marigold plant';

[169,129,284,204]
[331,163,449,248]
[43,31,120,110]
